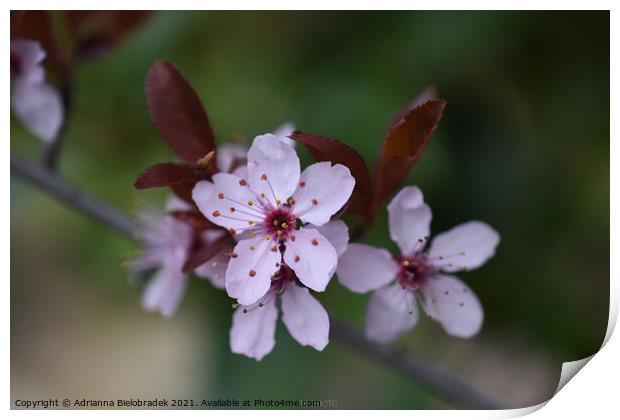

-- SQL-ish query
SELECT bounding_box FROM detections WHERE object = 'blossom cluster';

[10,11,149,144]
[132,60,500,360]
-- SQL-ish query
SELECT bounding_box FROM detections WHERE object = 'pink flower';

[192,133,355,306]
[215,122,295,175]
[131,196,226,317]
[193,125,296,287]
[337,186,500,342]
[229,220,349,360]
[11,38,63,143]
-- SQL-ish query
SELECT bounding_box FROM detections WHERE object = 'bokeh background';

[11,11,609,409]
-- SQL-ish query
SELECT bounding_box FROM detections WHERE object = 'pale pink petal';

[273,122,296,147]
[11,39,46,84]
[136,212,192,250]
[226,236,281,305]
[280,283,329,351]
[11,81,63,143]
[365,283,418,344]
[165,194,192,212]
[420,274,483,338]
[387,186,432,255]
[230,296,278,361]
[202,229,226,244]
[307,219,349,257]
[192,173,264,232]
[428,221,500,273]
[194,247,230,289]
[216,144,247,173]
[336,244,398,293]
[141,266,188,319]
[130,248,166,272]
[283,228,337,292]
[247,134,300,207]
[292,162,355,226]
[232,164,248,180]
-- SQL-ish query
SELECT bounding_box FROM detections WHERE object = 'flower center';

[263,207,297,240]
[397,254,431,289]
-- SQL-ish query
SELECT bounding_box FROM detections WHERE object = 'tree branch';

[331,319,501,409]
[10,158,502,410]
[11,159,135,238]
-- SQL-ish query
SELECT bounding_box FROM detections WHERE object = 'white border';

[5,2,615,419]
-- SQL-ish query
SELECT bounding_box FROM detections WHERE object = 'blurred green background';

[11,11,609,409]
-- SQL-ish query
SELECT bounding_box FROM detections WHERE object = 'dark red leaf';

[386,87,439,134]
[169,210,216,231]
[134,162,202,189]
[182,235,230,273]
[170,182,197,205]
[64,11,151,60]
[372,100,447,214]
[289,131,373,216]
[10,11,25,31]
[146,60,216,163]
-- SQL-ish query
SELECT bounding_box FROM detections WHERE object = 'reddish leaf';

[134,162,202,189]
[10,11,24,31]
[183,235,230,273]
[170,182,197,205]
[289,131,373,216]
[64,11,151,60]
[146,60,216,163]
[372,100,447,214]
[169,210,216,231]
[386,87,439,134]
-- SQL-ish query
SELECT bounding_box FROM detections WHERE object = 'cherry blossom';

[193,133,355,306]
[130,196,227,317]
[216,122,295,175]
[337,186,499,342]
[229,220,349,360]
[193,124,296,285]
[10,38,63,143]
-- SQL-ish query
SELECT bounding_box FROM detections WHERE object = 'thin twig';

[11,159,135,238]
[331,319,501,409]
[10,158,502,410]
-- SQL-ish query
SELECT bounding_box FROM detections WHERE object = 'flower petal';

[247,134,300,207]
[420,274,483,338]
[232,164,248,180]
[141,267,188,319]
[307,219,349,257]
[280,283,329,351]
[387,186,432,255]
[428,221,500,273]
[165,194,193,212]
[11,81,63,143]
[216,144,247,173]
[336,243,398,293]
[192,173,264,232]
[365,283,418,344]
[273,122,296,147]
[226,236,281,305]
[292,162,355,226]
[283,228,337,292]
[230,296,278,361]
[135,210,192,250]
[194,247,230,289]
[11,39,46,84]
